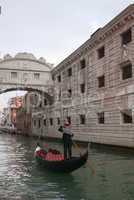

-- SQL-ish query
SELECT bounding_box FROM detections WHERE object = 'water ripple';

[0,134,134,200]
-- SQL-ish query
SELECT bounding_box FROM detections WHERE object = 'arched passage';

[0,87,54,105]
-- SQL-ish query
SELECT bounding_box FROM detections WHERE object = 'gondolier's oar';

[36,129,43,147]
[72,141,82,155]
[72,141,95,175]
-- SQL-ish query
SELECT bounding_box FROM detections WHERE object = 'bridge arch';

[0,87,54,105]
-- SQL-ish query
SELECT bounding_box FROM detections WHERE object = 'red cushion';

[45,152,64,161]
[36,150,64,161]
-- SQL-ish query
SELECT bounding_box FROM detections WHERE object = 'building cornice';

[0,67,51,73]
[52,4,134,74]
[0,57,52,71]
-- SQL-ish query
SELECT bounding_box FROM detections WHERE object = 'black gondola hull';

[35,151,88,173]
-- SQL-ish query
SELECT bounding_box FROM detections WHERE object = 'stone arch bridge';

[0,52,54,103]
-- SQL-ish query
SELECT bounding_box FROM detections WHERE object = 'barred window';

[49,118,53,126]
[44,119,46,126]
[80,59,86,69]
[68,89,72,98]
[68,68,72,76]
[80,114,86,124]
[121,28,132,45]
[122,110,132,123]
[52,75,55,81]
[44,99,48,106]
[122,63,132,80]
[98,112,104,124]
[11,72,17,79]
[98,46,105,59]
[57,75,61,82]
[34,73,40,80]
[98,75,105,88]
[80,83,85,93]
[58,90,61,101]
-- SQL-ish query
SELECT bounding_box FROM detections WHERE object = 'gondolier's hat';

[64,122,70,127]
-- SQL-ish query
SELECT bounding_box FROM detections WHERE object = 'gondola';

[35,148,88,173]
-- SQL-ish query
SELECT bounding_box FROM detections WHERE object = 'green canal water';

[0,133,134,200]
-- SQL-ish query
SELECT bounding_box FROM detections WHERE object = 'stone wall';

[37,4,134,147]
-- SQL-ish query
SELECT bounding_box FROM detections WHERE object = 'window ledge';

[120,123,133,126]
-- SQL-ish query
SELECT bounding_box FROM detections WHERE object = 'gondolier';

[35,123,89,173]
[59,121,73,160]
[35,123,88,173]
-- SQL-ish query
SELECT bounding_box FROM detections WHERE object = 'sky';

[0,0,133,64]
[0,0,133,110]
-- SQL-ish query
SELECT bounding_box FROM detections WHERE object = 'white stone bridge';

[0,52,54,103]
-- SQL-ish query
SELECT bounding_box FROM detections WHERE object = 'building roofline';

[52,4,134,74]
[0,57,52,71]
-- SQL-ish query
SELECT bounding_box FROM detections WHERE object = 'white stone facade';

[39,4,134,147]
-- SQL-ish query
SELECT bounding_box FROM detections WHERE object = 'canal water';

[0,133,134,200]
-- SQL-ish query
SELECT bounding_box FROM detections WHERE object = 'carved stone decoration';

[122,45,128,58]
[15,52,36,60]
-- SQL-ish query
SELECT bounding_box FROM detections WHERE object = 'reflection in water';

[0,134,134,199]
[29,169,86,200]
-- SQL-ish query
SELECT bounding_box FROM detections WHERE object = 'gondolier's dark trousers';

[63,133,72,160]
